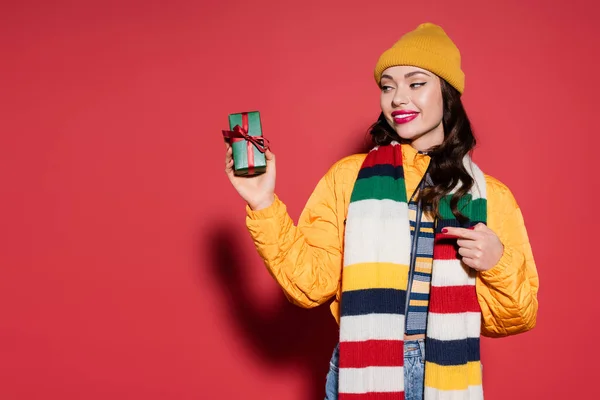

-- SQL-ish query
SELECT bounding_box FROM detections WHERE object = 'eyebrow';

[380,71,431,81]
[405,71,430,78]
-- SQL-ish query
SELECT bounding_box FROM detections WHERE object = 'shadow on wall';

[205,224,338,399]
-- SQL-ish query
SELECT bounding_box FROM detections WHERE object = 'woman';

[224,23,539,400]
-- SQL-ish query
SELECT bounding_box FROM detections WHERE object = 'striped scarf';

[339,142,486,400]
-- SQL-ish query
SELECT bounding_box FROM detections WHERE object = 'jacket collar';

[401,143,431,172]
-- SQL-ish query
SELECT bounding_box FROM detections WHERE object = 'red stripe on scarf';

[361,145,403,168]
[429,286,480,313]
[431,237,460,259]
[340,340,404,368]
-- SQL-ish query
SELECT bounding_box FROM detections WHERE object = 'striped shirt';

[405,191,435,335]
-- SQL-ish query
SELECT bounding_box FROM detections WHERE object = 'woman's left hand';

[442,223,504,272]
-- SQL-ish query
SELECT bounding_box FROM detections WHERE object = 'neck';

[410,126,444,152]
[410,137,442,152]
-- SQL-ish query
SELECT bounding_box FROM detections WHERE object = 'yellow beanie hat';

[373,23,465,94]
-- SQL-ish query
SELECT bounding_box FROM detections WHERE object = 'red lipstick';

[391,110,419,124]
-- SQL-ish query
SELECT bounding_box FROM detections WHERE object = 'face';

[379,65,444,151]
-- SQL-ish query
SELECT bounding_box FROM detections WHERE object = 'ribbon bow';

[222,125,270,153]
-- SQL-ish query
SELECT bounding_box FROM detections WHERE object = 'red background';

[1,1,598,399]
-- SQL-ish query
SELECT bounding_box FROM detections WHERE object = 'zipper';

[404,166,430,333]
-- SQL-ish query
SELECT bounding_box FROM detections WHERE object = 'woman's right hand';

[224,143,276,211]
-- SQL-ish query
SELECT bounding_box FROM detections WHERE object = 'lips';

[392,110,419,124]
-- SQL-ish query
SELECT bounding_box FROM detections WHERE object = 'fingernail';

[441,228,448,233]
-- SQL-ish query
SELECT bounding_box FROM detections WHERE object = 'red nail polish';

[441,228,448,233]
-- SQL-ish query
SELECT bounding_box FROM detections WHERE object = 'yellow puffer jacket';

[245,144,539,337]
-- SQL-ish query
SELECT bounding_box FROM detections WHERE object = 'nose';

[392,87,410,107]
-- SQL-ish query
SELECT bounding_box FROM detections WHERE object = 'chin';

[393,126,422,141]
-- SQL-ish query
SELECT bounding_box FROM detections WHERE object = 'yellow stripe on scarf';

[424,361,482,391]
[343,262,409,291]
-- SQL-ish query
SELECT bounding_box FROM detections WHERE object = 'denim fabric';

[403,340,425,400]
[324,340,425,400]
[324,344,339,400]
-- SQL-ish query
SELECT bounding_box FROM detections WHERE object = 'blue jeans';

[324,339,425,400]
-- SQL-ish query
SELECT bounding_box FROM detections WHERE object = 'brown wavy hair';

[368,79,476,223]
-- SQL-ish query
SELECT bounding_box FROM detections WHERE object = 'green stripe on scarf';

[438,195,486,222]
[351,176,407,202]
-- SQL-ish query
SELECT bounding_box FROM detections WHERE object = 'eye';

[410,82,426,89]
[381,85,394,92]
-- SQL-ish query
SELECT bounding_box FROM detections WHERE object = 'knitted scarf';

[339,142,486,400]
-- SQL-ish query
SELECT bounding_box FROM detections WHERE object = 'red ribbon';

[222,112,269,175]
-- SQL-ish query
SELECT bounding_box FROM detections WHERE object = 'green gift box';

[223,111,268,176]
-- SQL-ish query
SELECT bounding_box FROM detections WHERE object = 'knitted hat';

[374,23,465,94]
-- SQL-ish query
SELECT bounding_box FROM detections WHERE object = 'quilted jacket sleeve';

[244,163,344,308]
[477,177,539,337]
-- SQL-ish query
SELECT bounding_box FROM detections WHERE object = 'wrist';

[249,194,275,211]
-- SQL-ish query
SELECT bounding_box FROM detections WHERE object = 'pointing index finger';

[440,227,477,240]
